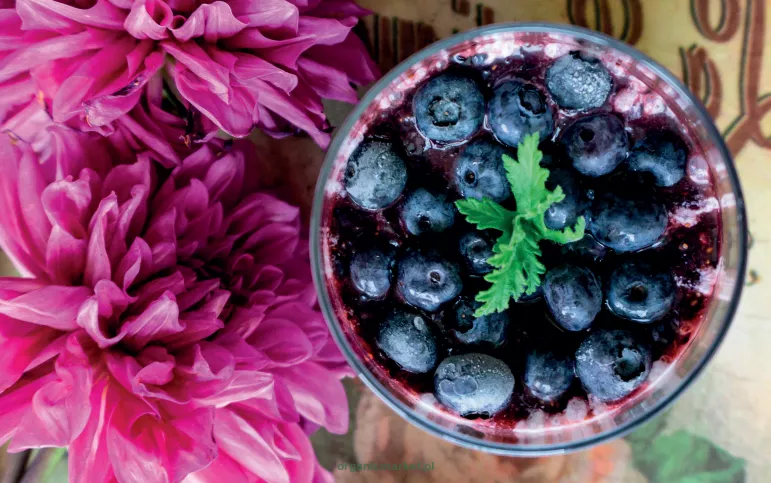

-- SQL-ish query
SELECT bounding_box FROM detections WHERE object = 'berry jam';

[320,31,721,434]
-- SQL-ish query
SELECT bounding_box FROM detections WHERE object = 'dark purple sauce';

[322,43,720,430]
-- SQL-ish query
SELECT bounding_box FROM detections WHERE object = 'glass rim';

[310,22,749,456]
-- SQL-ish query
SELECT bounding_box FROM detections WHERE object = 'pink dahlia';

[0,122,350,481]
[0,0,378,147]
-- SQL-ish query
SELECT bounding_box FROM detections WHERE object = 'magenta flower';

[0,123,350,481]
[0,0,378,147]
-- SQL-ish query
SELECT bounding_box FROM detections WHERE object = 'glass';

[310,23,748,456]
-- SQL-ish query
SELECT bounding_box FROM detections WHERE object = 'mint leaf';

[455,132,586,315]
[455,197,515,232]
[534,214,587,244]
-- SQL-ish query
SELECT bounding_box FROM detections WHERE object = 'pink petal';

[274,363,348,434]
[114,111,182,168]
[213,407,291,483]
[114,236,154,291]
[46,225,88,285]
[84,194,119,288]
[278,423,316,483]
[250,79,330,147]
[51,36,151,125]
[0,370,58,447]
[16,138,53,254]
[194,371,296,422]
[267,302,327,354]
[76,280,132,349]
[160,313,225,350]
[248,317,313,367]
[230,377,299,422]
[233,51,298,93]
[0,29,118,86]
[0,284,90,330]
[9,333,93,451]
[170,1,247,43]
[298,55,359,103]
[15,0,126,33]
[202,149,244,205]
[83,50,165,128]
[162,41,231,102]
[124,0,173,40]
[0,139,47,277]
[106,350,179,402]
[131,271,186,313]
[306,32,379,86]
[121,291,184,350]
[184,450,249,483]
[171,62,255,138]
[42,177,93,240]
[0,316,61,392]
[108,404,217,483]
[68,377,120,483]
[230,0,298,32]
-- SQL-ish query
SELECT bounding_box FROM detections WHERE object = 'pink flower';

[0,122,350,481]
[0,0,378,147]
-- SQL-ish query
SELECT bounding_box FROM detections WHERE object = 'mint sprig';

[455,133,586,316]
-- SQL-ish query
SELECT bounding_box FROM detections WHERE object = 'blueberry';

[588,190,668,252]
[544,168,585,230]
[543,264,602,331]
[517,285,543,303]
[546,52,612,110]
[628,131,689,187]
[607,261,676,323]
[350,248,394,299]
[561,114,629,177]
[434,353,514,417]
[344,140,408,210]
[524,350,575,402]
[377,310,438,374]
[488,81,554,147]
[451,299,509,347]
[560,234,608,262]
[455,140,512,202]
[399,188,455,235]
[413,74,484,143]
[458,231,493,275]
[575,329,651,402]
[396,250,463,312]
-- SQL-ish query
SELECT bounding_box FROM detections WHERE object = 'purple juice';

[319,31,720,431]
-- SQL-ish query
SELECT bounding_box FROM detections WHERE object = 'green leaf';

[534,215,587,244]
[454,197,515,232]
[502,132,548,218]
[474,223,546,317]
[455,132,586,314]
[632,430,745,483]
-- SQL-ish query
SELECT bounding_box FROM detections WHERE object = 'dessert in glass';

[311,24,747,454]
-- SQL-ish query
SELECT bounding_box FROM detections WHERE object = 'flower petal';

[121,291,184,350]
[124,0,173,40]
[274,363,348,434]
[213,407,291,483]
[0,370,58,447]
[0,284,90,330]
[0,316,62,392]
[248,317,313,367]
[108,404,217,483]
[9,332,93,451]
[170,1,247,43]
[15,0,126,33]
